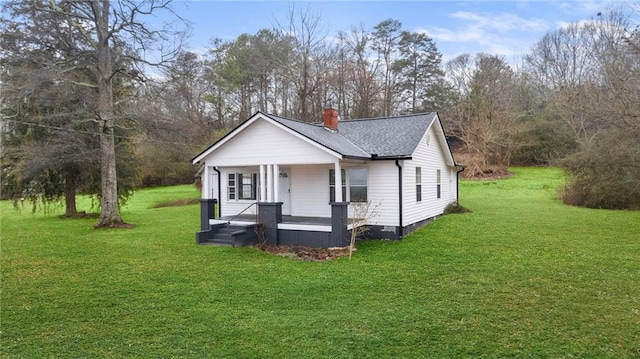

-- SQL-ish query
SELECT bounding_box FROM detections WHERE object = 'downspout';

[214,167,221,216]
[455,165,465,203]
[395,160,403,239]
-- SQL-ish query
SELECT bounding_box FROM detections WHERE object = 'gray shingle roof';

[265,112,437,159]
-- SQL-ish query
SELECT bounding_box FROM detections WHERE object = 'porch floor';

[214,214,332,226]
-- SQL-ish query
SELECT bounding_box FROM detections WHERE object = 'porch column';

[266,164,273,202]
[329,202,349,247]
[260,165,266,201]
[199,198,217,230]
[201,166,209,199]
[258,202,282,245]
[273,164,280,202]
[334,161,343,202]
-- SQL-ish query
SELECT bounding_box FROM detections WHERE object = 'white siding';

[402,125,457,226]
[363,161,399,226]
[199,115,457,224]
[290,165,331,217]
[290,162,400,226]
[203,119,337,167]
[217,167,258,218]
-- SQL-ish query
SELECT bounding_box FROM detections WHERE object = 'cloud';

[450,11,549,33]
[416,10,551,62]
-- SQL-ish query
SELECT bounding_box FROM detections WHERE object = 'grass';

[2,167,639,358]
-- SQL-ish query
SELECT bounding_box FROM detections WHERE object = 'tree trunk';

[64,170,78,216]
[95,0,125,227]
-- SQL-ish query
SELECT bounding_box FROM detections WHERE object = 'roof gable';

[192,112,344,164]
[193,111,457,166]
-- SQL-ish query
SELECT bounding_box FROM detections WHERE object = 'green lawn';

[2,167,639,358]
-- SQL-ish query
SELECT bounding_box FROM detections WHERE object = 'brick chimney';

[323,101,339,131]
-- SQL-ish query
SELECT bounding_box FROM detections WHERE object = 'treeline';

[1,3,639,214]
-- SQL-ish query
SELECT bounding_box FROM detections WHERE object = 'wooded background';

[2,1,639,221]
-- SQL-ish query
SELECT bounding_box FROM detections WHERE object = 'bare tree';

[1,0,186,226]
[447,53,528,176]
[371,19,402,116]
[524,5,640,209]
[336,25,381,118]
[275,5,334,122]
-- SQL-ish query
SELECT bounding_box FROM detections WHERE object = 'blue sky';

[169,1,619,63]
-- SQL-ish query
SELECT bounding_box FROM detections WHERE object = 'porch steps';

[199,223,258,247]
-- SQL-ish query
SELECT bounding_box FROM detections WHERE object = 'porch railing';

[226,202,258,224]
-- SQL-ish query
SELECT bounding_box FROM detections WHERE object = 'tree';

[446,53,528,176]
[1,0,185,226]
[524,5,640,209]
[336,25,381,118]
[0,1,130,215]
[393,31,444,113]
[276,5,335,122]
[371,19,402,116]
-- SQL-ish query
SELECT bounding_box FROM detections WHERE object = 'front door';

[279,170,291,215]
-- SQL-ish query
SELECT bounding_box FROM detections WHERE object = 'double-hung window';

[436,169,441,199]
[228,172,257,200]
[228,174,236,200]
[416,167,422,202]
[329,168,368,202]
[238,173,257,200]
[349,168,368,202]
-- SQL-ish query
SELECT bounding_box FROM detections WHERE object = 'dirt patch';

[59,212,100,219]
[152,198,200,208]
[258,244,351,261]
[93,222,136,229]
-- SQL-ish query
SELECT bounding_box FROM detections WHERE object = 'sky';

[167,0,622,64]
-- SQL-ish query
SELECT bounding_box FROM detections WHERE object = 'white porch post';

[334,161,343,202]
[260,165,266,201]
[266,164,273,202]
[273,164,280,202]
[201,166,209,199]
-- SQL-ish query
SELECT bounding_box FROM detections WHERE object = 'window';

[416,167,422,202]
[329,168,368,202]
[228,173,236,200]
[228,172,257,200]
[238,173,258,200]
[329,169,346,202]
[436,169,441,199]
[349,168,368,202]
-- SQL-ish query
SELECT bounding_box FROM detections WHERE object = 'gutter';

[395,160,403,239]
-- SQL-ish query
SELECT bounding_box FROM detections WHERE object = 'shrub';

[560,131,640,210]
[443,201,472,214]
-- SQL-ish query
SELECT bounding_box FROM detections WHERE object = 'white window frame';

[228,172,258,201]
[416,167,422,202]
[348,168,368,203]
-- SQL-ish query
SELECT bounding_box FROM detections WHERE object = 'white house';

[192,106,463,248]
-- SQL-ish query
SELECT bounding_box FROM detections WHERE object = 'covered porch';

[196,160,355,248]
[198,202,352,248]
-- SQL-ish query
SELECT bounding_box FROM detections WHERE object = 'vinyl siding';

[290,162,400,226]
[218,167,259,218]
[403,125,456,226]
[363,161,399,226]
[290,165,332,217]
[203,119,337,167]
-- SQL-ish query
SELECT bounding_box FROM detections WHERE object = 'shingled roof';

[265,112,438,159]
[192,111,452,164]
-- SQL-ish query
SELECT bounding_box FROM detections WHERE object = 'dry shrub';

[453,151,511,179]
